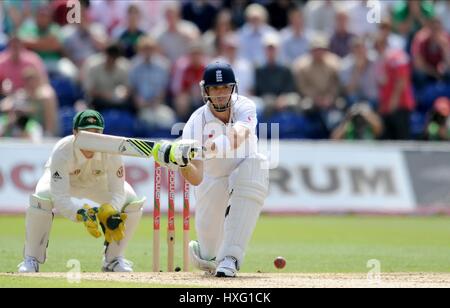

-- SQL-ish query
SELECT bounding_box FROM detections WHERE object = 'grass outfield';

[1,215,450,287]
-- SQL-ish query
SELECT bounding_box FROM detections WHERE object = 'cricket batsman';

[18,110,146,273]
[157,61,270,277]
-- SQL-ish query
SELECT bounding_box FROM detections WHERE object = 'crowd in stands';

[0,0,449,142]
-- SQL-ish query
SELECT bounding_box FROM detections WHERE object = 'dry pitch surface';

[4,272,450,288]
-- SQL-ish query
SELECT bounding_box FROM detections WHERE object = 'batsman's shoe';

[215,256,238,278]
[189,240,217,274]
[18,256,39,273]
[102,257,134,272]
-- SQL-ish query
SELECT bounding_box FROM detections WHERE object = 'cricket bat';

[74,131,201,159]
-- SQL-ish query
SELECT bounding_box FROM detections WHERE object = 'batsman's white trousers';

[193,155,269,268]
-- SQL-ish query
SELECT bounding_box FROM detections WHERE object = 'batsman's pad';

[105,198,145,262]
[217,156,269,268]
[188,240,217,273]
[24,195,54,263]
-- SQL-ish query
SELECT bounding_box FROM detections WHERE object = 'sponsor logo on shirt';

[70,169,81,176]
[92,170,102,176]
[117,166,124,178]
[52,171,62,181]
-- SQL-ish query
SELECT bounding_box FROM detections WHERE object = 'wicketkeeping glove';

[76,204,102,238]
[97,204,127,243]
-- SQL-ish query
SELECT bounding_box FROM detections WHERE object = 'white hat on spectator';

[310,34,329,50]
[245,3,268,22]
[263,33,281,47]
[223,34,239,48]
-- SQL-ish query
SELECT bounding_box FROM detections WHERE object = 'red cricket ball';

[274,256,286,269]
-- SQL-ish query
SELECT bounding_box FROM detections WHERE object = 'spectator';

[20,67,58,136]
[115,4,146,59]
[82,44,131,113]
[202,9,234,57]
[265,0,298,30]
[347,0,379,38]
[17,4,64,74]
[51,0,71,27]
[132,0,167,32]
[0,2,4,34]
[377,18,407,51]
[0,36,48,94]
[89,0,129,36]
[129,36,175,130]
[374,35,415,140]
[223,0,251,29]
[279,7,311,65]
[435,0,450,34]
[0,92,43,142]
[393,0,435,34]
[172,43,208,121]
[392,0,435,51]
[423,97,450,141]
[0,4,7,50]
[182,0,218,33]
[215,34,254,97]
[329,9,355,58]
[304,0,339,37]
[62,0,108,68]
[339,37,378,108]
[331,103,383,140]
[152,2,200,64]
[255,33,298,117]
[2,0,48,35]
[237,3,277,67]
[411,17,450,89]
[292,35,341,111]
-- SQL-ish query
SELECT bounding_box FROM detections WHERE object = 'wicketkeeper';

[18,110,146,272]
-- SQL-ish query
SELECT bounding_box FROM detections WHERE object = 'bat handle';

[189,146,205,160]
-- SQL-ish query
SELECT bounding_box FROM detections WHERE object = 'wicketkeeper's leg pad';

[24,194,54,263]
[104,198,145,262]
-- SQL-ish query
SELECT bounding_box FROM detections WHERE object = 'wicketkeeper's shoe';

[189,240,217,274]
[215,256,238,278]
[102,257,133,272]
[18,256,39,273]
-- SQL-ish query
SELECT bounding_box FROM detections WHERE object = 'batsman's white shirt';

[36,135,136,221]
[182,95,266,261]
[182,95,259,178]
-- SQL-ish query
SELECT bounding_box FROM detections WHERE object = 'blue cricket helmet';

[199,61,238,112]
